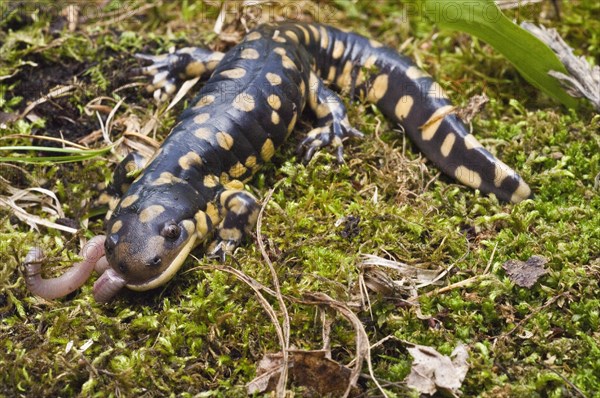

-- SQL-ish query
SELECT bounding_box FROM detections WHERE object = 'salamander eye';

[161,222,181,240]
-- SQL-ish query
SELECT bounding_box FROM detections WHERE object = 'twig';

[540,362,589,398]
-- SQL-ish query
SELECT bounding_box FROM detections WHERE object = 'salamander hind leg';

[208,188,259,261]
[135,47,224,101]
[298,72,364,163]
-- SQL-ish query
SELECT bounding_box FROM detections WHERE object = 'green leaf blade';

[421,0,578,107]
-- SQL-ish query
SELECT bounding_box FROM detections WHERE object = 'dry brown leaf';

[405,343,469,396]
[456,93,489,124]
[502,255,549,288]
[360,254,445,295]
[247,350,359,397]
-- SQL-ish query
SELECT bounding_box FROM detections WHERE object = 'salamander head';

[97,183,206,300]
[104,212,197,288]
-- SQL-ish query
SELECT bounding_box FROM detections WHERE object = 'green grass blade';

[0,145,113,164]
[421,0,578,107]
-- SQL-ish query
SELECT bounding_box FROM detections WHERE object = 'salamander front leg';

[97,152,148,220]
[208,188,259,261]
[135,47,224,101]
[298,72,364,163]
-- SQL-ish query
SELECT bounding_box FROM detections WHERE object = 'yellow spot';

[205,202,220,225]
[216,131,234,150]
[224,179,244,190]
[281,55,296,69]
[120,194,139,208]
[185,61,206,77]
[178,151,202,170]
[194,127,213,140]
[315,103,331,119]
[233,93,255,112]
[455,166,482,189]
[336,61,353,90]
[363,55,378,68]
[273,47,286,56]
[241,48,259,59]
[493,160,512,188]
[327,65,337,83]
[139,205,165,223]
[182,219,195,236]
[195,95,215,108]
[368,74,389,102]
[229,162,247,178]
[219,189,237,206]
[273,36,287,43]
[111,220,123,234]
[221,68,246,79]
[246,31,261,41]
[394,95,414,120]
[308,24,320,41]
[245,155,257,168]
[271,110,280,125]
[261,138,275,161]
[195,210,210,237]
[206,59,222,71]
[220,172,230,184]
[206,52,224,71]
[203,174,219,188]
[219,227,242,242]
[332,41,345,59]
[299,79,306,97]
[421,105,454,141]
[406,66,429,80]
[511,180,532,203]
[429,81,449,99]
[151,172,184,186]
[308,73,319,107]
[266,72,282,86]
[193,112,210,124]
[464,134,483,149]
[440,133,456,158]
[319,26,329,49]
[287,112,297,136]
[369,39,383,48]
[267,94,281,110]
[284,30,299,43]
[296,24,310,42]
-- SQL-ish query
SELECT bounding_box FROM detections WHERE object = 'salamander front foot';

[297,120,364,163]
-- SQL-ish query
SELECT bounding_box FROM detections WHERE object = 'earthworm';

[24,235,106,300]
[93,267,126,303]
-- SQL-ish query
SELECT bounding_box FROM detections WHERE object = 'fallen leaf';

[502,255,549,288]
[405,343,469,395]
[247,350,360,397]
[456,93,489,124]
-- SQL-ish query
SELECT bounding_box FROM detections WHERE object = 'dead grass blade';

[255,180,290,396]
[19,85,77,120]
[0,134,89,150]
[0,187,77,234]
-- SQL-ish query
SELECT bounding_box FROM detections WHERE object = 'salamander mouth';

[125,233,198,291]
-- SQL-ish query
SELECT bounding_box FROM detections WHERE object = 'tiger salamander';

[25,21,531,302]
